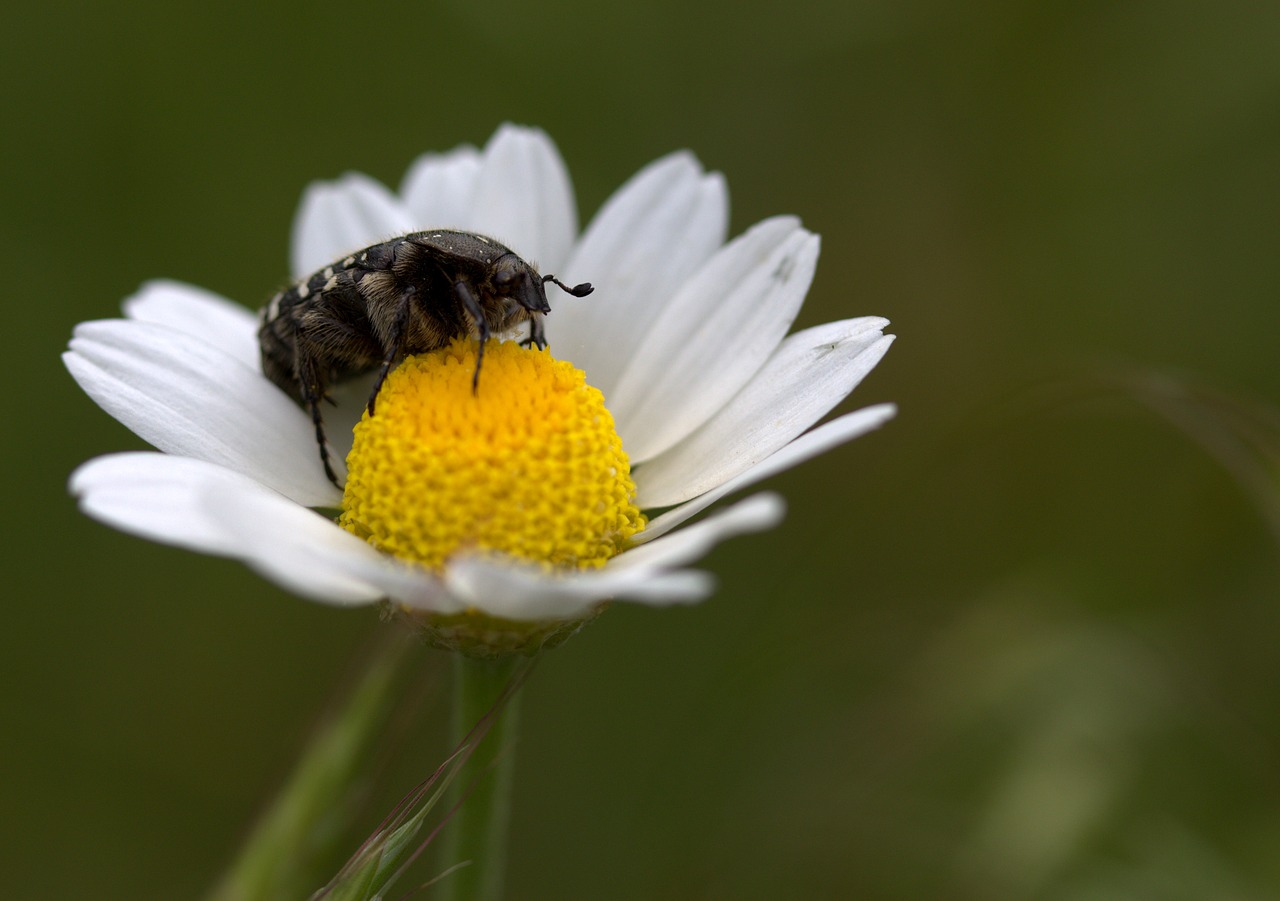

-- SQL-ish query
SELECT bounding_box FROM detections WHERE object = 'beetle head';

[492,255,594,317]
[490,255,545,315]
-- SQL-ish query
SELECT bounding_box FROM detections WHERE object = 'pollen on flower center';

[338,337,645,573]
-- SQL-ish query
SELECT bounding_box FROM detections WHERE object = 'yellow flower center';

[338,338,645,574]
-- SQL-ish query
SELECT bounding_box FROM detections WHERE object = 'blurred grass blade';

[206,635,418,901]
[309,747,466,901]
[312,656,533,901]
[1124,371,1280,547]
[990,368,1280,549]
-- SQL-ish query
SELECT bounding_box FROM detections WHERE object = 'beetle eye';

[494,269,516,289]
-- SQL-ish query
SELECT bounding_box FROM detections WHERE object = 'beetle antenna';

[543,274,594,297]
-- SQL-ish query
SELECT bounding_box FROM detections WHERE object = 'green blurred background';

[5,0,1279,897]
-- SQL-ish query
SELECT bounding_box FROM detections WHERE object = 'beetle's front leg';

[520,313,547,351]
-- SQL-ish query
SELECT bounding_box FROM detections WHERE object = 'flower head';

[338,338,645,572]
[65,124,895,653]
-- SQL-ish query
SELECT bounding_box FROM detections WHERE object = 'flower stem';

[436,654,523,901]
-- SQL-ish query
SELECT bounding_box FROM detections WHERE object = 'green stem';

[206,634,415,901]
[436,655,523,901]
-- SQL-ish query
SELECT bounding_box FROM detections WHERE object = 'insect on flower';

[66,124,897,631]
[257,229,594,485]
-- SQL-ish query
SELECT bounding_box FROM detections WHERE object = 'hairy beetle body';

[258,230,592,486]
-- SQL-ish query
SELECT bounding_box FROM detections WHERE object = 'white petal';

[399,144,482,227]
[121,280,260,369]
[290,172,417,279]
[637,405,896,543]
[548,151,728,398]
[439,558,714,620]
[469,124,577,272]
[636,321,894,507]
[338,554,456,614]
[596,570,715,605]
[65,320,341,507]
[610,492,786,570]
[70,454,385,605]
[434,494,783,620]
[608,217,818,462]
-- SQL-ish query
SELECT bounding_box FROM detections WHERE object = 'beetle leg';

[454,280,490,393]
[366,287,416,417]
[295,346,342,488]
[520,313,547,350]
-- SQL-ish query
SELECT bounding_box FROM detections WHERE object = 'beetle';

[258,230,593,487]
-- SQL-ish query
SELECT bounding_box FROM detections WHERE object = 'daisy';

[65,124,895,654]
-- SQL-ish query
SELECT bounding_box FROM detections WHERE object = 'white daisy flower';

[65,124,895,654]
